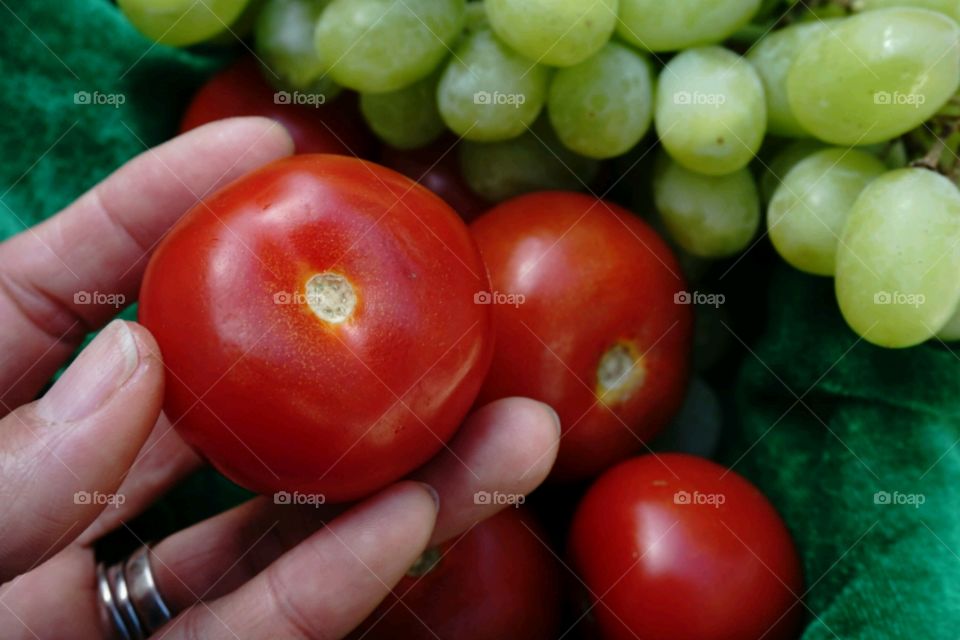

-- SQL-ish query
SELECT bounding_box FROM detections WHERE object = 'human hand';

[0,118,559,639]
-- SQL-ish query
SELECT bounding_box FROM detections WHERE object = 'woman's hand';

[0,118,559,639]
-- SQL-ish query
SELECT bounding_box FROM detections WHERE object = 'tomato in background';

[380,136,491,222]
[180,56,375,157]
[470,192,693,481]
[139,155,493,501]
[348,507,561,640]
[569,454,804,640]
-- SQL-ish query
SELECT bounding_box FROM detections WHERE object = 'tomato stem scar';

[305,272,356,323]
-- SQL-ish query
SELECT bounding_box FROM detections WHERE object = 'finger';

[0,117,294,410]
[146,397,558,610]
[414,397,560,544]
[76,413,202,545]
[0,320,163,582]
[162,482,438,640]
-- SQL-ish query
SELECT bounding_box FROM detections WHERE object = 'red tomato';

[139,155,493,501]
[180,57,374,157]
[569,454,804,640]
[348,507,561,640]
[380,136,491,222]
[470,193,693,481]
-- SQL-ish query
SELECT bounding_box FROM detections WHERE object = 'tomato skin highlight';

[139,154,493,502]
[569,454,805,640]
[348,507,562,640]
[180,57,374,157]
[470,192,693,481]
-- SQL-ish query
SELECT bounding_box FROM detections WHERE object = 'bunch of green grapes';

[118,0,960,350]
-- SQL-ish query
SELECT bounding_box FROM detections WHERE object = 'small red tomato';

[569,454,804,640]
[348,507,562,640]
[180,57,374,157]
[470,192,693,481]
[139,155,493,502]
[380,136,491,222]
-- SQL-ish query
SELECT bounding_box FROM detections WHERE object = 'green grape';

[655,46,766,176]
[547,41,653,159]
[617,0,761,52]
[437,29,550,142]
[788,8,960,146]
[360,70,446,149]
[118,0,251,46]
[836,168,960,348]
[747,21,829,137]
[759,139,824,204]
[938,303,960,341]
[653,152,760,258]
[255,0,339,97]
[852,0,960,23]
[768,148,886,276]
[485,0,618,67]
[314,0,465,93]
[458,120,600,201]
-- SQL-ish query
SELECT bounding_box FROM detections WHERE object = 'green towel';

[1,0,956,636]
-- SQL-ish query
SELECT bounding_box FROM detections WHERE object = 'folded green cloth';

[726,266,960,639]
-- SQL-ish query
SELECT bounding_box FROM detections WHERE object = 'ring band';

[97,544,173,640]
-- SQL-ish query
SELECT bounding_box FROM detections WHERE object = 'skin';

[471,192,693,482]
[347,507,562,639]
[569,454,804,640]
[180,56,375,157]
[0,118,560,638]
[140,153,495,501]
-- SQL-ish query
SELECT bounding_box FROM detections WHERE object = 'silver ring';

[98,544,173,640]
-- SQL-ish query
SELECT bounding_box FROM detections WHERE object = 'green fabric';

[2,0,956,637]
[725,266,960,638]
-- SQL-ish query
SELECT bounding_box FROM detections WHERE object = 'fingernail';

[38,320,141,423]
[417,482,441,513]
[539,402,562,435]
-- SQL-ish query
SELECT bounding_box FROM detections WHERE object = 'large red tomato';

[348,507,561,640]
[569,454,805,640]
[139,155,493,501]
[470,192,693,481]
[379,136,491,222]
[180,56,374,157]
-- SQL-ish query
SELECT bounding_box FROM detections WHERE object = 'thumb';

[0,320,164,581]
